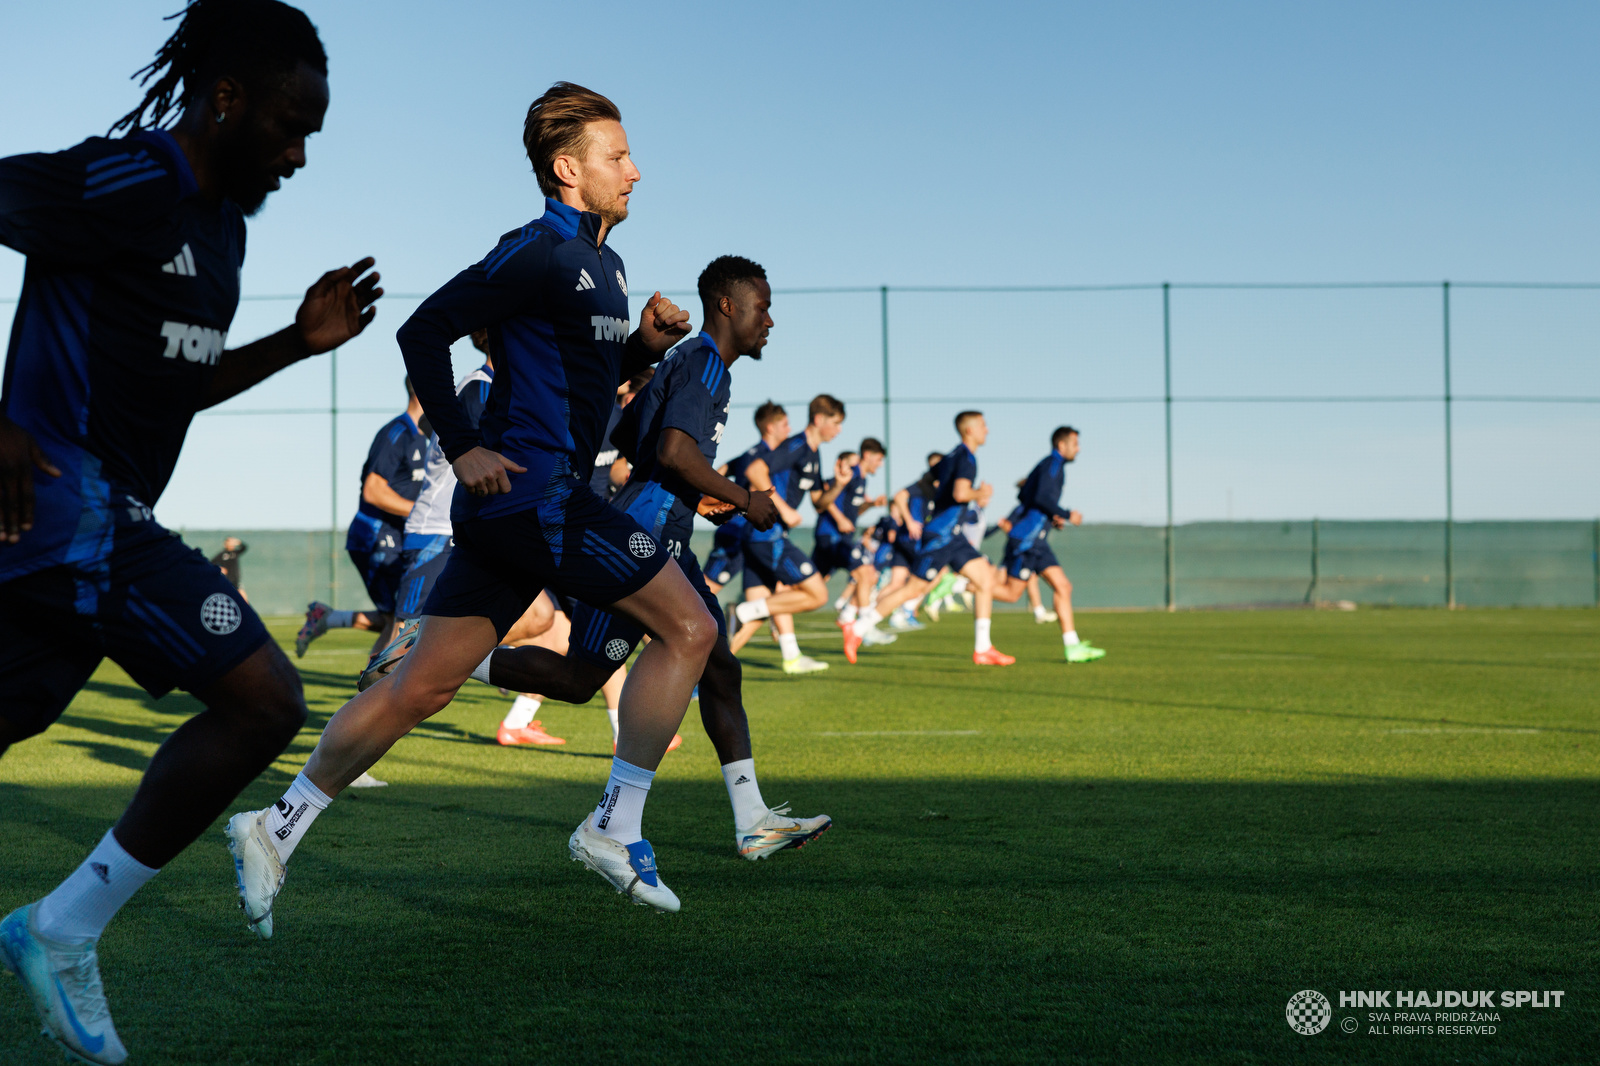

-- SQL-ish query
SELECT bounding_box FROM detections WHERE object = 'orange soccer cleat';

[842,628,863,664]
[612,733,684,755]
[497,721,567,746]
[972,647,1016,666]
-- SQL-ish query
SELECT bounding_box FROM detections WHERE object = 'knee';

[256,682,309,743]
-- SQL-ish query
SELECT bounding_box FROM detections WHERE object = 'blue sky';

[2,1,1595,528]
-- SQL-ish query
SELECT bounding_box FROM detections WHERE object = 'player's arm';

[657,429,777,531]
[619,292,691,381]
[1027,465,1076,524]
[200,259,382,408]
[608,456,630,488]
[361,472,414,519]
[825,498,854,534]
[397,258,542,494]
[744,458,802,529]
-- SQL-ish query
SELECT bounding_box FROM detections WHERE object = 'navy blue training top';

[747,430,819,543]
[0,130,244,581]
[612,332,732,550]
[395,198,653,523]
[815,464,869,543]
[922,443,979,544]
[714,439,769,541]
[590,401,626,498]
[356,412,427,525]
[1009,451,1073,543]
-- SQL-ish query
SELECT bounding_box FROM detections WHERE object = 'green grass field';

[2,608,1596,1064]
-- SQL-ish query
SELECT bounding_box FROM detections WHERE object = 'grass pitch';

[1,608,1596,1065]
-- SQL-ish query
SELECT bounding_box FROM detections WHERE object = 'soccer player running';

[813,442,894,659]
[474,257,827,861]
[848,412,1015,665]
[725,395,848,671]
[703,401,789,594]
[227,82,719,927]
[295,377,427,658]
[991,426,1105,662]
[0,5,379,1062]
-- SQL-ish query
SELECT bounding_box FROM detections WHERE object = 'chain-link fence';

[5,281,1596,612]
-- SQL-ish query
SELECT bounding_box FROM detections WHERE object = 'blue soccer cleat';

[1,904,128,1065]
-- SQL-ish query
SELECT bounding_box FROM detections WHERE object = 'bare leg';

[304,614,499,797]
[960,556,995,620]
[116,642,307,867]
[1043,566,1075,635]
[1026,574,1044,614]
[728,584,770,654]
[696,639,752,764]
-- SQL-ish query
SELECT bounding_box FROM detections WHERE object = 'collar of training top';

[697,330,720,356]
[539,197,607,246]
[130,128,198,199]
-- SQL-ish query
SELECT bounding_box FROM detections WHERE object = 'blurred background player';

[873,451,944,631]
[703,400,788,594]
[815,444,897,661]
[726,394,847,671]
[296,376,426,659]
[848,412,1013,665]
[0,3,380,1061]
[210,536,248,603]
[991,426,1105,663]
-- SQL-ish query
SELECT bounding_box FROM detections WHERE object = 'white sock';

[839,603,858,624]
[264,772,332,863]
[734,599,772,624]
[502,694,540,729]
[721,758,769,829]
[33,830,158,944]
[833,591,850,611]
[593,757,654,844]
[606,707,620,744]
[851,607,882,637]
[326,609,355,628]
[975,617,993,653]
[777,633,801,661]
[1064,630,1081,646]
[951,577,970,593]
[470,649,496,685]
[1034,605,1050,620]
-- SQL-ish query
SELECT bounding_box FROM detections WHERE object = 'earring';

[216,112,226,124]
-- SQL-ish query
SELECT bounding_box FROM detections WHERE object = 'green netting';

[179,520,1599,617]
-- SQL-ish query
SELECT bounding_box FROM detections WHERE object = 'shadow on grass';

[1,778,1595,1065]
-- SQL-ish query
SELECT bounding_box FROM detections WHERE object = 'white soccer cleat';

[225,810,286,940]
[860,627,898,646]
[737,805,833,861]
[568,815,680,913]
[781,655,830,675]
[347,771,388,788]
[1034,609,1058,623]
[0,905,128,1065]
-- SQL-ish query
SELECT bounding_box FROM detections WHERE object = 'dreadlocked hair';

[109,0,326,135]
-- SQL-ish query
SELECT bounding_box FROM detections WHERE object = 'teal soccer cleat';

[1,904,128,1065]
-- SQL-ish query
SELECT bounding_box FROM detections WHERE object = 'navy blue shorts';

[0,514,270,741]
[568,544,725,670]
[421,479,669,640]
[703,525,744,586]
[912,534,984,583]
[813,537,870,578]
[742,534,816,593]
[349,544,406,616]
[395,534,454,620]
[1003,538,1059,580]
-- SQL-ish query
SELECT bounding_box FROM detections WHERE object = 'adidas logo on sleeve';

[161,243,197,277]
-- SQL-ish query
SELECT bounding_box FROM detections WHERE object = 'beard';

[579,176,630,228]
[215,118,276,217]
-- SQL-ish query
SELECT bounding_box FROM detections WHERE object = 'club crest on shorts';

[200,593,242,635]
[628,533,656,559]
[1285,990,1331,1035]
[605,638,631,661]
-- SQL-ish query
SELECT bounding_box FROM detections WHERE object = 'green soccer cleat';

[781,655,830,675]
[1065,642,1107,663]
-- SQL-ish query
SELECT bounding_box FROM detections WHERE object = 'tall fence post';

[329,347,339,610]
[1442,281,1455,609]
[1163,282,1175,612]
[1305,517,1320,604]
[1593,518,1599,608]
[880,285,892,491]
